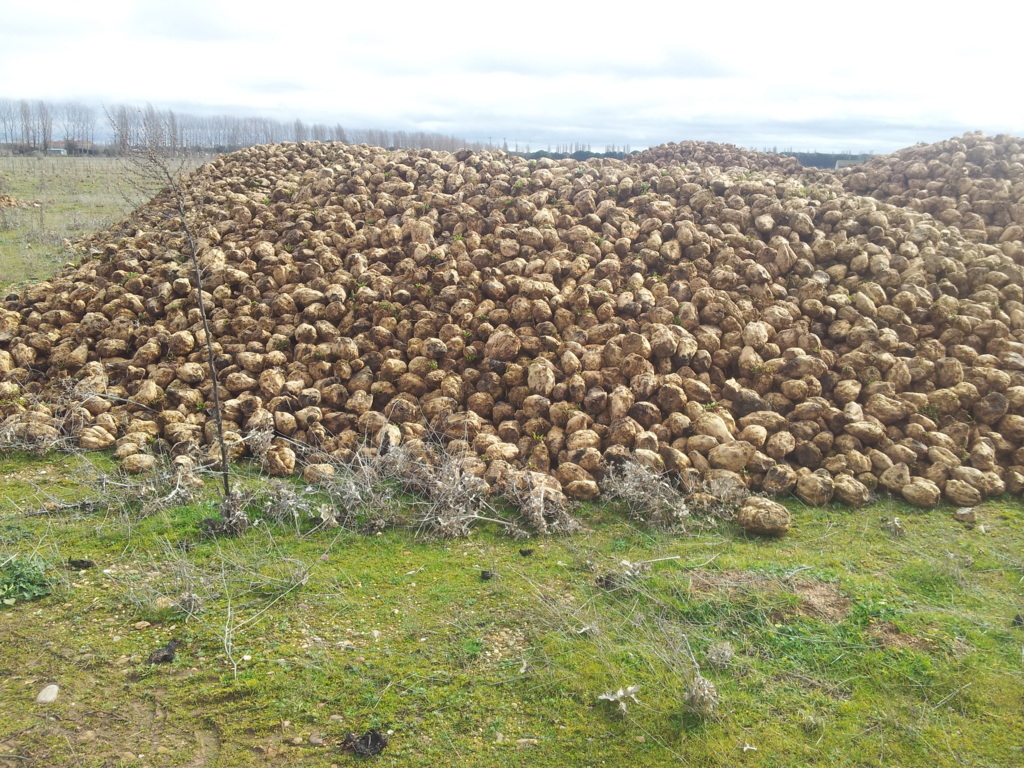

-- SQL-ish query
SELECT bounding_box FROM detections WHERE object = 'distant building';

[835,159,861,170]
[52,140,96,154]
[46,147,67,156]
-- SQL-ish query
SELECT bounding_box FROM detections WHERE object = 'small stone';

[290,737,303,746]
[329,714,344,722]
[133,621,151,630]
[883,517,906,537]
[35,684,59,704]
[308,733,324,746]
[953,507,977,523]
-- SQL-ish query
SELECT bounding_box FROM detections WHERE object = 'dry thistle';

[598,684,641,713]
[684,674,720,717]
[705,641,735,670]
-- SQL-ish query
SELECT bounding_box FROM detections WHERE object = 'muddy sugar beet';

[2,134,1023,511]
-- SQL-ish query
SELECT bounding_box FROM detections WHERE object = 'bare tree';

[81,103,97,146]
[142,103,176,152]
[19,100,34,147]
[0,98,17,146]
[57,102,74,145]
[111,104,136,153]
[57,101,96,153]
[167,110,179,153]
[36,101,52,151]
[108,106,232,499]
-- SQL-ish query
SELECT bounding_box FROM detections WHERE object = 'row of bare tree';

[0,98,492,154]
[0,99,97,151]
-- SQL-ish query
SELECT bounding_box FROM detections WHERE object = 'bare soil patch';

[689,569,851,623]
[867,620,934,651]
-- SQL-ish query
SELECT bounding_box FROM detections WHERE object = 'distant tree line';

[759,146,875,169]
[514,148,640,162]
[543,142,633,155]
[0,98,493,155]
[785,152,874,169]
[0,99,98,153]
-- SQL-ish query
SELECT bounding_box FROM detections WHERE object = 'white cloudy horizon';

[2,0,1020,155]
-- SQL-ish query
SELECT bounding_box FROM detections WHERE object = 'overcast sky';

[2,0,1021,153]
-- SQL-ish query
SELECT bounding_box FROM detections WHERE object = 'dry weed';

[601,459,690,529]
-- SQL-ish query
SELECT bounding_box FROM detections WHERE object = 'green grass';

[0,155,208,290]
[0,156,134,288]
[0,451,1022,767]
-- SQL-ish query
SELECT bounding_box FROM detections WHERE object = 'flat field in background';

[0,155,208,289]
[0,156,134,287]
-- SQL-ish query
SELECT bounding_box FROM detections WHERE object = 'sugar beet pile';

[2,132,1024,517]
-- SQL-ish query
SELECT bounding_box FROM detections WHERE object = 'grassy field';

[0,156,135,288]
[1,450,1023,768]
[0,154,209,289]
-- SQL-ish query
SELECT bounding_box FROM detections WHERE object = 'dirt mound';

[838,132,1024,248]
[2,135,1024,516]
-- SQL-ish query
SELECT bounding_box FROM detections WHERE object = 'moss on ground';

[1,452,1023,767]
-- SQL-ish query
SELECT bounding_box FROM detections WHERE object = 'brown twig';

[105,106,231,500]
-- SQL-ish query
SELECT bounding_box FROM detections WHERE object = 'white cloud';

[0,0,1019,152]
